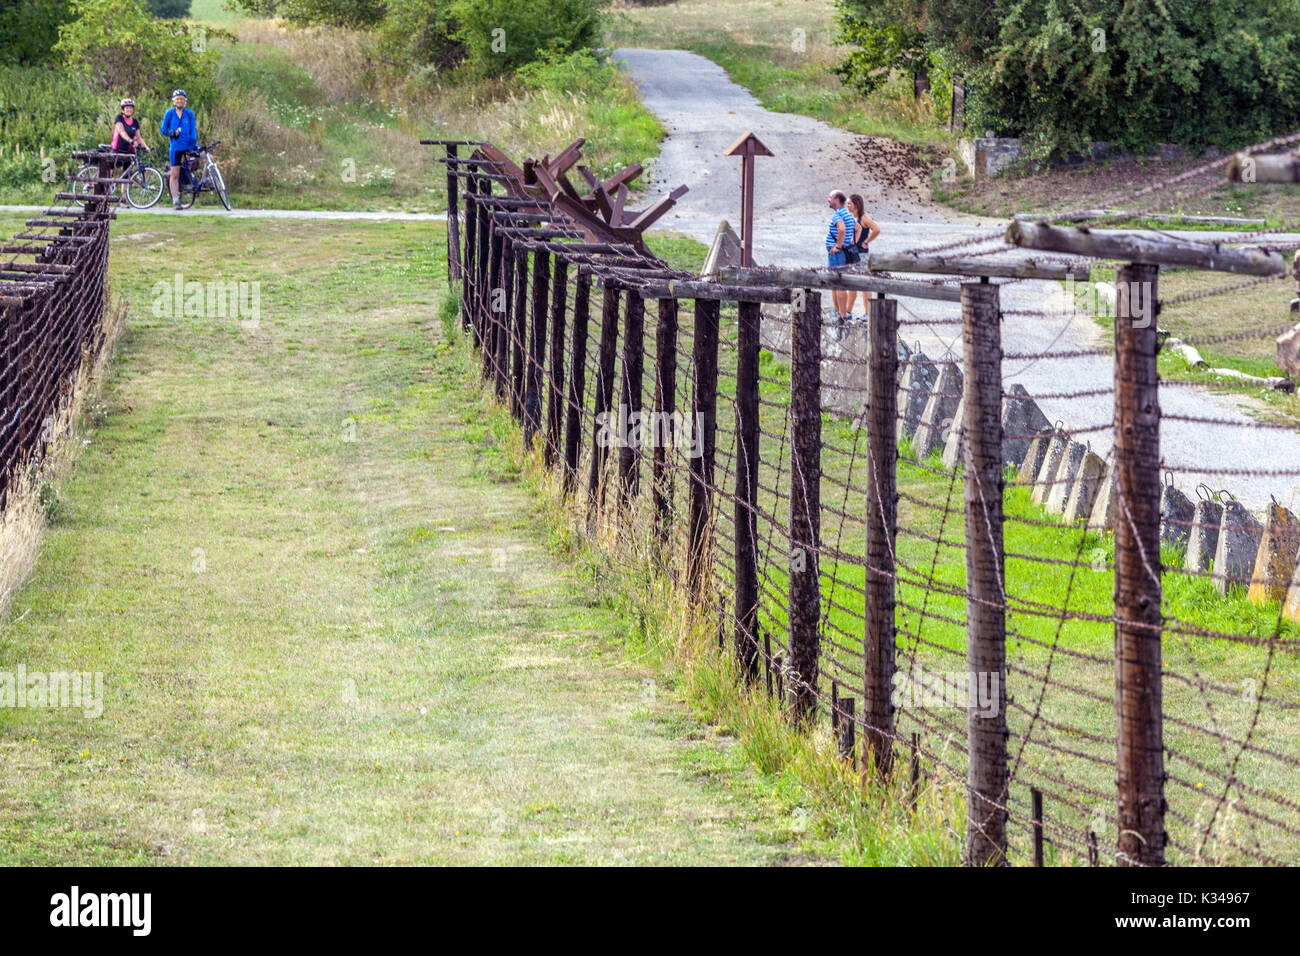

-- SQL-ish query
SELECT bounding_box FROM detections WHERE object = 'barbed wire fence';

[430,134,1300,867]
[0,150,118,508]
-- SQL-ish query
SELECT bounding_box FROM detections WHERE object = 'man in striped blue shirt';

[825,190,856,321]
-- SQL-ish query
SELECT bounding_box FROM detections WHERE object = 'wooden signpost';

[724,131,773,267]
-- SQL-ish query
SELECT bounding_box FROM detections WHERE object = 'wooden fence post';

[562,270,592,495]
[492,235,512,398]
[461,174,477,335]
[962,279,1009,867]
[544,259,569,469]
[864,293,898,774]
[473,176,491,350]
[618,290,645,503]
[485,224,504,389]
[652,297,679,546]
[1113,261,1166,867]
[734,299,762,681]
[524,248,551,446]
[788,289,821,726]
[588,283,622,528]
[445,144,461,281]
[510,247,528,420]
[687,298,720,597]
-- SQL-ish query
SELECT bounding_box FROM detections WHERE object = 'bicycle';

[71,146,164,209]
[173,141,231,211]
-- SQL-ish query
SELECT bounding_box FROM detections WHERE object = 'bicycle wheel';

[70,165,98,206]
[126,165,164,209]
[211,165,231,211]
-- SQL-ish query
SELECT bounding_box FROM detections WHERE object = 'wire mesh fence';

[0,151,116,507]
[434,138,1300,867]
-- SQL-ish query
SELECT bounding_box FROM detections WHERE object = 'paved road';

[613,48,1300,511]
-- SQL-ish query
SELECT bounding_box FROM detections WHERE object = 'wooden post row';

[445,144,461,281]
[651,298,679,545]
[787,289,821,726]
[493,235,512,399]
[473,175,490,349]
[484,224,503,389]
[461,176,477,336]
[510,247,528,420]
[544,260,569,468]
[618,291,645,502]
[587,284,621,529]
[687,298,720,597]
[864,294,898,775]
[563,271,593,495]
[1112,262,1166,867]
[734,300,762,681]
[961,280,1009,867]
[524,248,550,445]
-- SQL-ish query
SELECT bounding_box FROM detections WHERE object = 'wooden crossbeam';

[1007,220,1286,275]
[869,252,1090,281]
[719,265,962,302]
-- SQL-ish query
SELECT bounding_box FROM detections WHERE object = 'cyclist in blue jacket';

[160,89,198,211]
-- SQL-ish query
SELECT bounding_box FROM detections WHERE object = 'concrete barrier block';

[911,362,963,461]
[1278,322,1300,379]
[1018,428,1055,486]
[1213,500,1265,596]
[1248,503,1300,604]
[896,353,937,441]
[1285,555,1300,622]
[1000,384,1051,468]
[941,395,966,470]
[1160,483,1195,556]
[1184,499,1224,573]
[1045,440,1087,514]
[1030,435,1068,507]
[1063,452,1106,524]
[1086,464,1117,531]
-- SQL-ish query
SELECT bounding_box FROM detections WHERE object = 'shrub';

[451,0,603,75]
[0,0,75,65]
[54,0,221,107]
[374,0,463,71]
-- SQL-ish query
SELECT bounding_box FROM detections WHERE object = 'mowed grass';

[0,214,804,865]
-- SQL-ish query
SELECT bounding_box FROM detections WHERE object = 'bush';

[54,0,221,107]
[145,0,189,16]
[374,0,463,71]
[0,0,75,65]
[451,0,603,75]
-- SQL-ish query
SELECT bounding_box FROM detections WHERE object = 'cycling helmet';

[120,98,135,107]
[172,89,187,98]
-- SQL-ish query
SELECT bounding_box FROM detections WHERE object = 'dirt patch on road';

[850,135,942,205]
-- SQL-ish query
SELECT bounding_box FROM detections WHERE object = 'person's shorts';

[110,148,135,168]
[169,148,191,169]
[827,249,846,268]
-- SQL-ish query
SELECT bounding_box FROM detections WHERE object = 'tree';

[833,0,1300,159]
[54,0,219,103]
[146,0,190,16]
[0,0,75,65]
[229,0,386,27]
[450,0,602,75]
